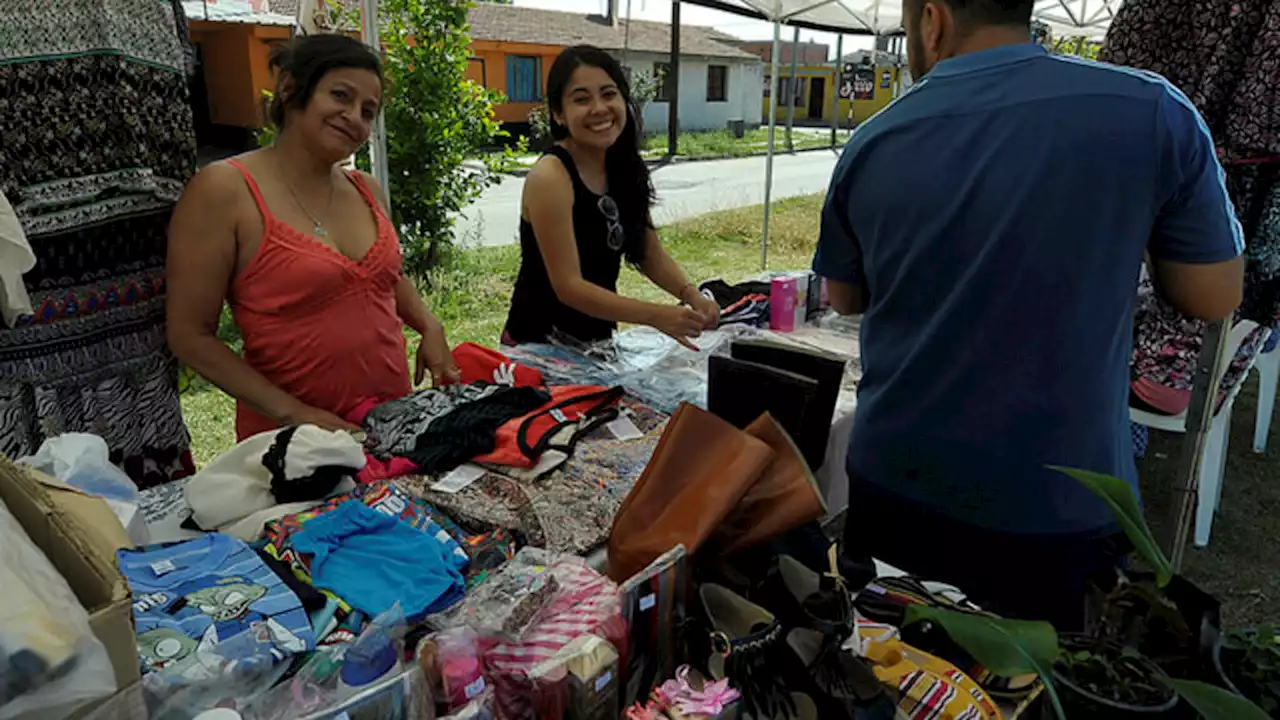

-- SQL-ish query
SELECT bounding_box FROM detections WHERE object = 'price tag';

[432,464,485,494]
[639,593,656,612]
[595,670,613,692]
[606,415,643,441]
[150,559,176,576]
[464,677,487,699]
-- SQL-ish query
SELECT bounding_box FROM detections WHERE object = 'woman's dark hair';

[546,45,655,265]
[267,34,383,129]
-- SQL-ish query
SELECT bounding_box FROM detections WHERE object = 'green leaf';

[1161,678,1270,720]
[903,606,1066,719]
[1051,466,1173,587]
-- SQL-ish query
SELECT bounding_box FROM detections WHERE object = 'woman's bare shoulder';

[525,154,573,197]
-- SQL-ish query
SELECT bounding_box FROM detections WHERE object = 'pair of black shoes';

[687,549,897,720]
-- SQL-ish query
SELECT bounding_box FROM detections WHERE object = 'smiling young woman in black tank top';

[503,45,720,349]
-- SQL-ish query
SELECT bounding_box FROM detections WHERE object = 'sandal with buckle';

[689,583,816,720]
[753,548,896,718]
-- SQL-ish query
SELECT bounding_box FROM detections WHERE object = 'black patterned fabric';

[0,0,197,488]
[1100,0,1280,161]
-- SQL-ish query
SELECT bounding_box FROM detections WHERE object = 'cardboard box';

[0,457,140,691]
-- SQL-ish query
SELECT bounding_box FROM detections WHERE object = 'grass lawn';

[179,190,1280,626]
[643,127,849,160]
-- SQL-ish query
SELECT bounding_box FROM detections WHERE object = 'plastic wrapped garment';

[483,550,627,720]
[0,496,115,719]
[505,326,762,414]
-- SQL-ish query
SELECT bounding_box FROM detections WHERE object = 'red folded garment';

[472,385,625,469]
[453,342,544,387]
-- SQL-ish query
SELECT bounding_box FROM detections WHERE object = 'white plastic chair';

[1253,346,1280,453]
[1130,319,1265,547]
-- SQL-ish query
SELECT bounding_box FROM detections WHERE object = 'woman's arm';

[637,226,720,328]
[361,171,460,385]
[166,163,357,431]
[524,158,705,346]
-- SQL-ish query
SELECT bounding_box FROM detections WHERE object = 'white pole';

[361,0,391,199]
[762,19,781,270]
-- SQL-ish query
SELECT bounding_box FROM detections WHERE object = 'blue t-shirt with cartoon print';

[119,533,315,678]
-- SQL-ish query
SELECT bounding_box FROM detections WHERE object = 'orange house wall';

[192,23,258,127]
[191,25,564,130]
[470,40,561,124]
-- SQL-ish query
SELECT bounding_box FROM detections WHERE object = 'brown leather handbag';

[709,413,827,556]
[606,404,773,582]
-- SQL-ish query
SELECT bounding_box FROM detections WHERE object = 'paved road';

[455,150,841,248]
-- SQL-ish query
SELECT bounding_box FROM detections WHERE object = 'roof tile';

[467,3,755,60]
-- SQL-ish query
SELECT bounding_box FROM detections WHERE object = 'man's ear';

[921,1,948,56]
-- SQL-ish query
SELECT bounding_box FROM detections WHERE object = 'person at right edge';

[813,0,1245,629]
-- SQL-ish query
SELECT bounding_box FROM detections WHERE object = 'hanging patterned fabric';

[1100,0,1280,161]
[0,0,198,488]
[1103,0,1280,414]
[1234,163,1280,325]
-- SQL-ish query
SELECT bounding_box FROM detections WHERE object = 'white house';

[625,49,764,134]
[467,2,763,135]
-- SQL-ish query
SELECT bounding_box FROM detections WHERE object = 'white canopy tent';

[1033,0,1123,41]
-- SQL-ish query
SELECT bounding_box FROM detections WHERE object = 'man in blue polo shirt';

[815,0,1244,627]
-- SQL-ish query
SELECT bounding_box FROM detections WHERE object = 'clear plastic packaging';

[435,628,487,711]
[256,604,412,720]
[529,634,621,720]
[143,629,293,720]
[0,496,115,720]
[505,327,761,414]
[19,433,150,544]
[18,433,138,503]
[431,561,559,642]
[439,687,495,720]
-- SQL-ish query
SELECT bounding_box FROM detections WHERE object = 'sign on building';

[840,62,877,101]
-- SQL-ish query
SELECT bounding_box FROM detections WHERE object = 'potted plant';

[1213,627,1280,715]
[902,468,1268,719]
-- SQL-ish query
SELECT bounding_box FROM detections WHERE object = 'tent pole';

[667,0,682,159]
[1165,319,1231,569]
[360,0,389,199]
[831,33,842,147]
[786,25,799,152]
[762,19,780,270]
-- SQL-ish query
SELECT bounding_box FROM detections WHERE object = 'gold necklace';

[278,156,335,238]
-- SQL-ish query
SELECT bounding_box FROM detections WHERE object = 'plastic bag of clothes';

[0,496,115,719]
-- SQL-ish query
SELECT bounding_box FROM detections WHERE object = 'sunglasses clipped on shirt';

[597,194,626,252]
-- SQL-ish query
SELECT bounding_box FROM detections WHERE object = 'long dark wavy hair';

[546,45,655,265]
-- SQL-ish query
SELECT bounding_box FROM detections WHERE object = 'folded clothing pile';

[263,481,478,624]
[353,343,625,480]
[118,533,317,681]
[184,424,366,539]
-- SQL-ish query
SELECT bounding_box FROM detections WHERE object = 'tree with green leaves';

[323,0,513,277]
[374,0,516,277]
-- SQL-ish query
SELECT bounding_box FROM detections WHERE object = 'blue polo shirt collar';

[929,43,1047,78]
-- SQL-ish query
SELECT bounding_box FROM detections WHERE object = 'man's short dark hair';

[908,0,1035,27]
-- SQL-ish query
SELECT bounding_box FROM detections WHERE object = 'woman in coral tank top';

[166,35,459,441]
